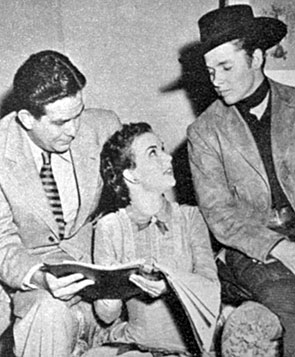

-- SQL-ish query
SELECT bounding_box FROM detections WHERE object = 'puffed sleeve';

[92,214,123,324]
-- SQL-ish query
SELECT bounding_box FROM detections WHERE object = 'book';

[42,260,163,301]
[42,260,218,352]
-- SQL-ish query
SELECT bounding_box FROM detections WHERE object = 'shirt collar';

[25,132,72,170]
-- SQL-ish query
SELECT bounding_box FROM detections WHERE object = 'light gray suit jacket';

[188,79,295,263]
[0,108,121,331]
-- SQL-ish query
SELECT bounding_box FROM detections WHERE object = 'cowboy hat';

[198,4,287,54]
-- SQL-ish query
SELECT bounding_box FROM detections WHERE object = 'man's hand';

[270,239,295,275]
[32,269,95,301]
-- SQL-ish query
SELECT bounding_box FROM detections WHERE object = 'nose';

[211,70,224,88]
[162,151,172,164]
[64,119,78,138]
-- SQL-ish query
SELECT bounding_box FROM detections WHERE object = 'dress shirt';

[27,134,79,224]
[22,133,79,289]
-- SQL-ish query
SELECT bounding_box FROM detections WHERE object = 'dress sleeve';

[92,215,123,324]
[156,205,221,343]
[170,206,220,311]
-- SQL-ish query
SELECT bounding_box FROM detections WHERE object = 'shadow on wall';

[160,41,217,206]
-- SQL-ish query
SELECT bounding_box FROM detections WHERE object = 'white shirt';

[23,134,79,289]
[27,135,79,224]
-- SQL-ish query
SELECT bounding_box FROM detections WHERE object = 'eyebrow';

[145,144,157,153]
[53,105,85,123]
[72,105,85,120]
[207,60,231,69]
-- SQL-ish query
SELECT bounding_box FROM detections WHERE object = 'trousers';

[12,289,100,357]
[225,249,295,357]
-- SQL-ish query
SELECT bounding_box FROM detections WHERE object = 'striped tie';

[40,152,65,239]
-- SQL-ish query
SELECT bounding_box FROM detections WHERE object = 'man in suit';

[0,50,121,357]
[187,5,295,356]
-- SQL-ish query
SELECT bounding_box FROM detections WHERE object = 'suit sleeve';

[0,185,41,289]
[187,121,284,263]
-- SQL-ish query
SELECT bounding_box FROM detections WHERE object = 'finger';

[129,275,159,296]
[66,295,83,307]
[52,279,95,300]
[55,273,86,286]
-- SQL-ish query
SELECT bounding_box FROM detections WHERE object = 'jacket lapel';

[69,123,102,235]
[219,103,269,186]
[5,118,59,235]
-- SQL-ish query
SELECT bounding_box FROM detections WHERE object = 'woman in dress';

[87,122,220,357]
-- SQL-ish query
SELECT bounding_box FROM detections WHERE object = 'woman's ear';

[123,169,140,185]
[17,109,35,130]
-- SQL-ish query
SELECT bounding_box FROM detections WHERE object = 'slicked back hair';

[13,50,86,119]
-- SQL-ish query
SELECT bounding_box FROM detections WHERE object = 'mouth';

[59,139,73,146]
[218,89,230,97]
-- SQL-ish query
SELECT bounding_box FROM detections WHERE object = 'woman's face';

[128,131,175,194]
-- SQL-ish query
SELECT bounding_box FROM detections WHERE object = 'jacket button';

[48,236,55,242]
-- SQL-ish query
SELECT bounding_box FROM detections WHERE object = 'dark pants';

[221,250,295,357]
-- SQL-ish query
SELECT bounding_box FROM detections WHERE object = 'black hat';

[198,5,287,54]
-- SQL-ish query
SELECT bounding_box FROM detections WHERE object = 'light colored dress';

[93,199,220,356]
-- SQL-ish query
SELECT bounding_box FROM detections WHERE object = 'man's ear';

[123,169,140,185]
[252,48,264,70]
[17,110,36,130]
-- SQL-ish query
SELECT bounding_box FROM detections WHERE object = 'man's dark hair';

[13,50,86,119]
[99,122,152,215]
[233,38,267,68]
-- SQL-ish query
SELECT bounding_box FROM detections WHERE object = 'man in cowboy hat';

[187,4,295,356]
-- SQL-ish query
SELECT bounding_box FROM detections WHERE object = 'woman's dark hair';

[99,122,153,215]
[13,50,86,119]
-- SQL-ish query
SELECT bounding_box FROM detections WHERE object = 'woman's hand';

[129,273,167,298]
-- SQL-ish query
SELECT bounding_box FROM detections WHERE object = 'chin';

[165,177,176,189]
[55,144,71,153]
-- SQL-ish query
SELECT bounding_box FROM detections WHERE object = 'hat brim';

[201,17,287,54]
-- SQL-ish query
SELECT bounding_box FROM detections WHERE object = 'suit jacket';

[0,108,121,292]
[187,79,295,263]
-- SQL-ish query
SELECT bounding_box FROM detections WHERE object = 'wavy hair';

[13,50,86,119]
[99,122,152,215]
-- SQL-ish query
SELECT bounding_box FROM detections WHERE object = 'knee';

[36,291,71,319]
[221,301,283,357]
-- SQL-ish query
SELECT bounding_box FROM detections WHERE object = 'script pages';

[42,260,219,352]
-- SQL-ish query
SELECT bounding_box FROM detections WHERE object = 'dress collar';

[125,196,171,234]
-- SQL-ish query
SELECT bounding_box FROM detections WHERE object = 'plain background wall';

[0,0,294,200]
[0,0,219,156]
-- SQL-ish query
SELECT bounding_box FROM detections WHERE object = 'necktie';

[40,152,65,239]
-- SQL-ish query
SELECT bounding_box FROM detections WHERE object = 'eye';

[223,66,232,71]
[149,149,157,157]
[54,121,66,127]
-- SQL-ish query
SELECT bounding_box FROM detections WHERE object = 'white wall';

[0,0,218,154]
[2,0,294,155]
